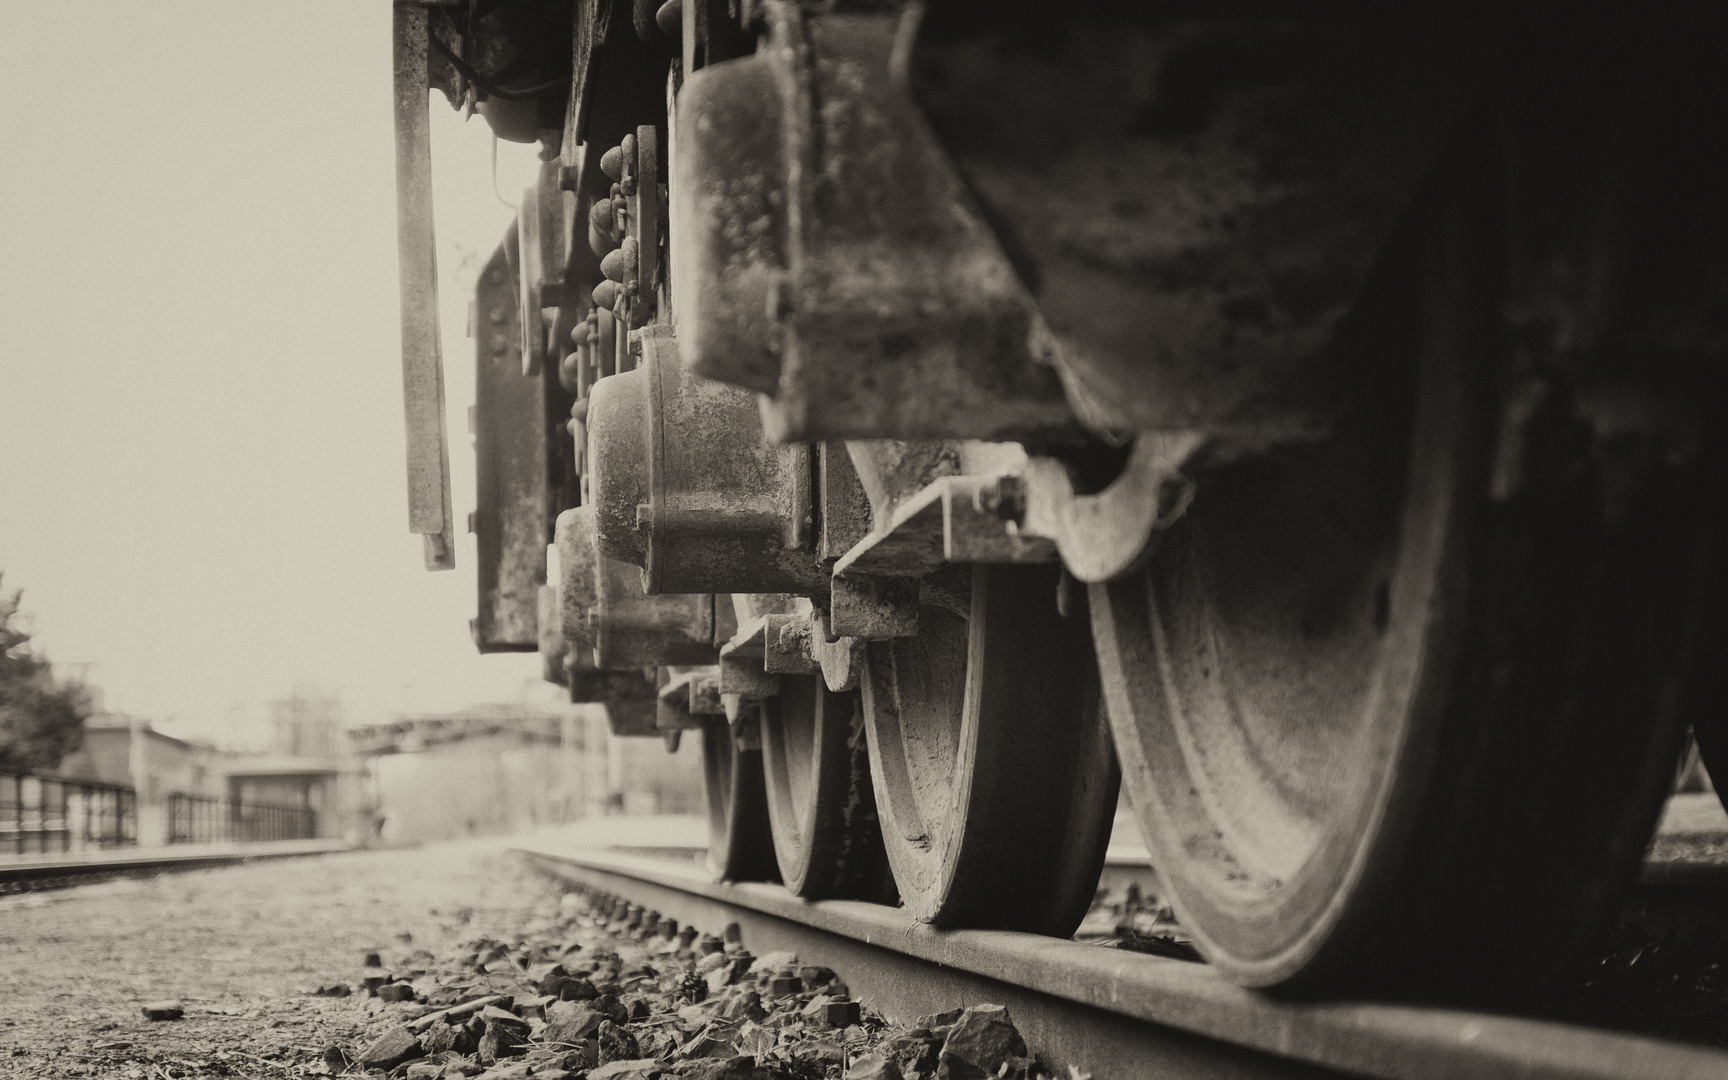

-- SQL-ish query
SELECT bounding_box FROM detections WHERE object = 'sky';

[0,2,559,745]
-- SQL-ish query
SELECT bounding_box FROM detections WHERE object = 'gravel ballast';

[0,840,1064,1080]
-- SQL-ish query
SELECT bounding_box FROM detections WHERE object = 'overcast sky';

[0,2,558,744]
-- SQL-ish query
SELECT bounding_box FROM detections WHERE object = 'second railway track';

[0,840,353,894]
[516,844,1728,1080]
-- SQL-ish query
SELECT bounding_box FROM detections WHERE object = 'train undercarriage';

[392,0,1728,997]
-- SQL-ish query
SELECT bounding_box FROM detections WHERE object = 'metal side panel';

[472,236,550,652]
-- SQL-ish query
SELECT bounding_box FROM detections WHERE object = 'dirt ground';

[0,841,547,1079]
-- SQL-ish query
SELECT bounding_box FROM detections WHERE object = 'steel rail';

[515,845,1728,1080]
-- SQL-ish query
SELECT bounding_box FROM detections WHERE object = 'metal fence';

[166,793,316,844]
[0,772,137,855]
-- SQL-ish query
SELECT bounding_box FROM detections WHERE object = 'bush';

[0,575,92,774]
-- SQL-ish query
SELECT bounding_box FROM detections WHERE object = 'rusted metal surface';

[681,0,734,76]
[562,0,669,225]
[586,326,825,595]
[687,667,724,716]
[828,574,918,641]
[571,660,662,738]
[628,124,660,326]
[657,666,722,732]
[588,124,663,336]
[716,617,782,699]
[1016,432,1206,584]
[537,584,564,684]
[473,239,550,651]
[426,0,575,144]
[759,613,821,676]
[552,515,667,735]
[555,506,718,670]
[712,597,860,691]
[738,605,863,692]
[842,441,959,530]
[831,474,1056,579]
[519,848,1728,1080]
[555,506,601,650]
[671,3,1077,443]
[910,11,1467,444]
[816,443,872,566]
[515,165,564,378]
[596,558,715,669]
[1484,15,1726,512]
[393,3,455,569]
[829,437,1097,586]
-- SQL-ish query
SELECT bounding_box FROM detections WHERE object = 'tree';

[0,574,92,773]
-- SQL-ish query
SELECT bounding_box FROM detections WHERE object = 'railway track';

[0,840,352,894]
[516,844,1728,1080]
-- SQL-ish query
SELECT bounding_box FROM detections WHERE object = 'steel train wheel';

[760,676,894,900]
[861,564,1119,936]
[700,712,778,883]
[1089,178,1711,993]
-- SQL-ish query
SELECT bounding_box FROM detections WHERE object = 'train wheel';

[760,676,894,900]
[700,712,778,883]
[861,564,1119,936]
[1089,177,1711,993]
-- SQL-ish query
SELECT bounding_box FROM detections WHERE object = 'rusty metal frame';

[473,238,552,651]
[586,327,825,596]
[393,3,455,569]
[830,474,1054,580]
[671,2,1078,444]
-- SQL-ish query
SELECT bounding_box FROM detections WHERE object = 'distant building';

[222,756,348,840]
[56,715,224,845]
[54,715,356,843]
[351,703,703,843]
[56,714,223,802]
[267,684,344,759]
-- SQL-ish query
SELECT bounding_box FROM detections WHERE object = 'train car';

[389,0,1728,997]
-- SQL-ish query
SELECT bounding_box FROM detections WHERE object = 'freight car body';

[392,0,1728,998]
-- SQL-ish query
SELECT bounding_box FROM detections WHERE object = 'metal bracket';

[657,666,717,731]
[1018,432,1205,583]
[760,614,821,676]
[566,658,660,737]
[556,506,719,669]
[825,434,1205,587]
[716,617,781,698]
[829,575,919,641]
[763,611,861,692]
[832,474,1056,580]
[536,583,565,686]
[473,236,551,652]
